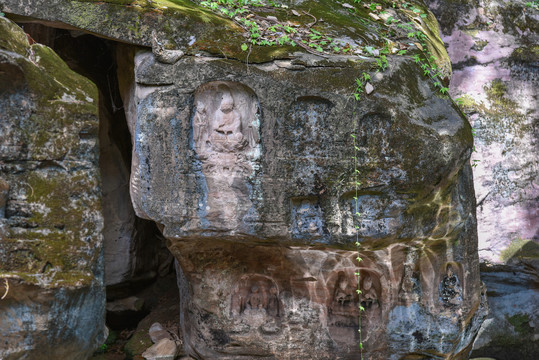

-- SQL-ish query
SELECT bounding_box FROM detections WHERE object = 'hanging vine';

[351,132,365,358]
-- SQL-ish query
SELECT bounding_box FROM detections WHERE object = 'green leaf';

[241,43,248,51]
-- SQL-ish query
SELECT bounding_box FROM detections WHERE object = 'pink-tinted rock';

[427,1,539,358]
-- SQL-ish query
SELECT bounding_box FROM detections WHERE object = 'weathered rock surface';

[149,322,177,344]
[0,17,105,359]
[120,43,486,358]
[0,0,244,57]
[427,1,539,358]
[142,338,180,360]
[0,0,491,358]
[14,21,166,295]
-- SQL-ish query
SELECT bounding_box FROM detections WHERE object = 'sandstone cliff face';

[0,17,105,359]
[427,1,539,358]
[0,1,489,359]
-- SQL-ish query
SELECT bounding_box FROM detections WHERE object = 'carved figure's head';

[217,85,234,113]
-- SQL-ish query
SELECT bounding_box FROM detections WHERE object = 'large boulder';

[119,12,486,357]
[0,17,105,359]
[426,1,539,358]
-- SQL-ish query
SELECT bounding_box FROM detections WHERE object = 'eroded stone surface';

[0,1,492,358]
[427,1,539,358]
[0,17,105,359]
[120,47,486,359]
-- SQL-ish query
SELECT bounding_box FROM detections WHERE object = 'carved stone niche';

[192,81,260,229]
[326,267,382,346]
[290,197,326,239]
[193,81,260,165]
[230,274,282,319]
[439,262,463,307]
[229,274,284,338]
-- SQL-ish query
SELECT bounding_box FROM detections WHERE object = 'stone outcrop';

[120,47,486,360]
[0,1,492,359]
[15,21,168,296]
[427,1,539,358]
[0,17,105,359]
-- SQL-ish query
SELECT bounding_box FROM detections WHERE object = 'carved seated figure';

[440,264,462,307]
[246,285,264,311]
[331,273,355,316]
[210,87,246,152]
[362,273,379,309]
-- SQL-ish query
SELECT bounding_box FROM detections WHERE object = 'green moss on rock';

[0,18,102,289]
[506,313,533,336]
[0,17,30,54]
[123,328,153,359]
[3,0,452,67]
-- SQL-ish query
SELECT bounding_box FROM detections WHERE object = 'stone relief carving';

[398,250,421,305]
[361,272,380,310]
[339,194,405,238]
[230,275,282,318]
[194,81,259,159]
[290,198,325,238]
[192,82,260,227]
[439,263,463,307]
[330,271,357,318]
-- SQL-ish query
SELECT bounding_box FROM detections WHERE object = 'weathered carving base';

[170,240,486,360]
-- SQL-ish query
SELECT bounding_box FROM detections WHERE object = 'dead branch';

[1,279,9,300]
